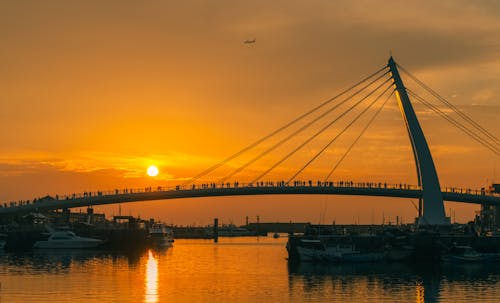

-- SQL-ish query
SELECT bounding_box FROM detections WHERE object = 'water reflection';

[1,239,500,303]
[144,250,159,303]
[416,282,424,303]
[0,250,139,275]
[288,261,500,303]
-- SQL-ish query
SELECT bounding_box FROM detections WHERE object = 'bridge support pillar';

[388,57,448,226]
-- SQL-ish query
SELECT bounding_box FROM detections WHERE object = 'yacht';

[33,231,103,249]
[148,223,174,247]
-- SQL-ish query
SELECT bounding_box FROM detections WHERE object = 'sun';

[147,165,159,177]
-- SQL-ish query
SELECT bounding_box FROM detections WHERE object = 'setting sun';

[147,165,159,177]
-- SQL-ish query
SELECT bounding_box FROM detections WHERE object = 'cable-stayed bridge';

[1,182,497,215]
[2,57,499,225]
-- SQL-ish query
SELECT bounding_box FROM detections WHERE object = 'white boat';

[148,223,174,247]
[33,231,103,249]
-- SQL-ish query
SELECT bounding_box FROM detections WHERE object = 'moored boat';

[294,239,385,262]
[148,223,174,247]
[442,245,485,262]
[295,239,329,262]
[342,251,385,262]
[33,231,103,249]
[384,245,415,261]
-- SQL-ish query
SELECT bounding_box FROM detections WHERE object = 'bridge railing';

[1,180,497,209]
[0,185,178,209]
[174,180,421,191]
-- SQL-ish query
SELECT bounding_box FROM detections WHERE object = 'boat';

[148,223,174,247]
[33,231,103,249]
[295,240,384,262]
[342,251,385,262]
[442,245,485,262]
[295,239,330,262]
[384,245,415,261]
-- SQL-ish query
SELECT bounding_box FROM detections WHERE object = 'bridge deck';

[1,183,498,215]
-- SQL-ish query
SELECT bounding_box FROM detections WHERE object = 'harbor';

[3,197,500,267]
[2,1,500,300]
[0,207,292,250]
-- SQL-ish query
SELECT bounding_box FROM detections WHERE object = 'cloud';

[0,151,214,181]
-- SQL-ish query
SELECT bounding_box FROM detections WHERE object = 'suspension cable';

[323,90,395,182]
[287,86,394,184]
[218,71,391,183]
[250,77,393,183]
[408,89,500,156]
[182,65,388,185]
[398,63,500,147]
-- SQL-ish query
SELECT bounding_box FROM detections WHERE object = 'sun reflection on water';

[144,250,159,303]
[416,281,424,303]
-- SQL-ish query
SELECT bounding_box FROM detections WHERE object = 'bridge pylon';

[388,57,449,226]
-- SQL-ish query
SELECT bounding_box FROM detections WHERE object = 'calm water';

[1,236,500,302]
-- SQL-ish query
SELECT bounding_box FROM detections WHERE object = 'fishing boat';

[33,231,103,249]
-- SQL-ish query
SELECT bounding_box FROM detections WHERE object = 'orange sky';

[1,0,499,225]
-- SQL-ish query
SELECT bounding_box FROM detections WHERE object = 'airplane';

[244,39,256,44]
